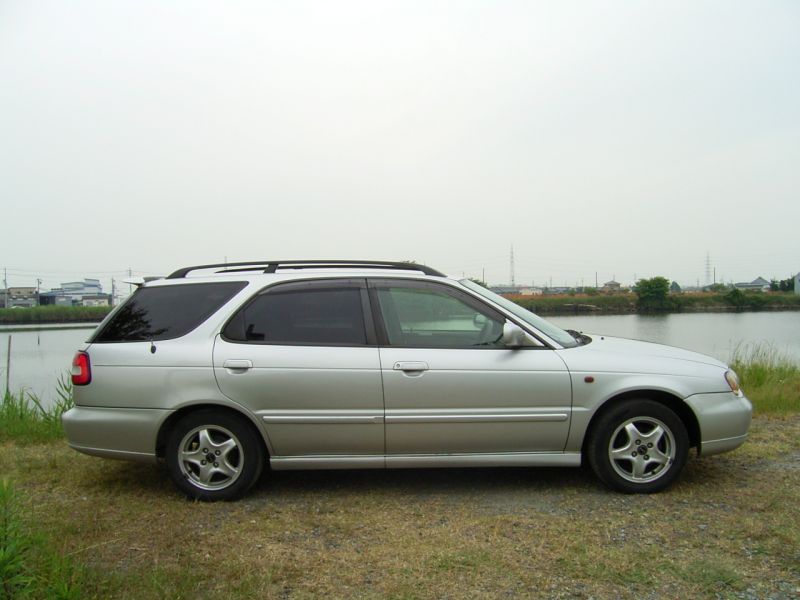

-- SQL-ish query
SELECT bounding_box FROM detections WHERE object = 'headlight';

[724,370,742,396]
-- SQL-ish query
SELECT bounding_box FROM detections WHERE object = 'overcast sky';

[1,1,798,292]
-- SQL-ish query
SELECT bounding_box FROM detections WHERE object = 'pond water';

[1,325,98,404]
[1,311,799,406]
[547,311,800,363]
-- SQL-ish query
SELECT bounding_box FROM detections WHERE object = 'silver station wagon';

[62,260,752,500]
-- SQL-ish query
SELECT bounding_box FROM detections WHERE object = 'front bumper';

[685,392,752,456]
[61,406,170,463]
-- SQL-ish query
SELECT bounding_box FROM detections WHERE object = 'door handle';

[223,359,253,371]
[393,361,429,372]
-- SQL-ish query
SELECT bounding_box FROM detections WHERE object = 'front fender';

[564,372,725,453]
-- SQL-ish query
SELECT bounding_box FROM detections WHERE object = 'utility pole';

[128,267,132,295]
[36,278,41,306]
[482,268,485,284]
[111,279,116,307]
[510,245,516,288]
[595,272,598,288]
[713,267,716,285]
[3,268,7,309]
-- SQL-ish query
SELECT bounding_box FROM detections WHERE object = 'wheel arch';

[156,403,270,461]
[582,390,701,456]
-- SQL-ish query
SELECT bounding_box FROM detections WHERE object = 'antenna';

[705,252,712,286]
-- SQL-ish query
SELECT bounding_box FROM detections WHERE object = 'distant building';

[490,286,521,295]
[518,287,543,296]
[543,286,573,295]
[80,295,111,307]
[38,291,73,306]
[601,280,622,293]
[39,279,110,307]
[795,272,800,296]
[734,277,770,292]
[1,287,38,308]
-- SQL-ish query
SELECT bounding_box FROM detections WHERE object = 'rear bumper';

[61,406,170,463]
[685,392,752,457]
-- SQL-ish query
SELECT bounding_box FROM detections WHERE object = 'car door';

[369,278,572,457]
[213,278,385,459]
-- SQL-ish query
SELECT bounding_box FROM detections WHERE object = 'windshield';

[459,280,579,348]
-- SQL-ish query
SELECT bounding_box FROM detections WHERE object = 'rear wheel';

[587,399,688,493]
[166,410,265,501]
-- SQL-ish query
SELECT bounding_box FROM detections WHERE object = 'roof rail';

[166,260,446,279]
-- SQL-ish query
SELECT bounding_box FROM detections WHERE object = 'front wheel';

[587,399,689,493]
[166,410,265,501]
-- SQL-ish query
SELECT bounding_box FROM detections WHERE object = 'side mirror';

[502,322,527,348]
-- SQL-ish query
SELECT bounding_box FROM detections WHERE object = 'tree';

[634,277,671,311]
[778,277,795,292]
[725,287,746,308]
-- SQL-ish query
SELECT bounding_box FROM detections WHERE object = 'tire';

[166,409,265,501]
[587,399,689,494]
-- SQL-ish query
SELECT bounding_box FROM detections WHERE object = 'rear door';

[213,279,385,458]
[370,279,572,456]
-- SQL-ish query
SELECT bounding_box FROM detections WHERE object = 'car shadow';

[253,464,601,498]
[84,453,745,505]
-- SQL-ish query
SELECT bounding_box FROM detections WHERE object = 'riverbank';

[509,291,800,315]
[1,292,798,323]
[0,305,112,325]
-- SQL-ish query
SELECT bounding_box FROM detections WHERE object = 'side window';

[223,286,367,345]
[374,284,505,348]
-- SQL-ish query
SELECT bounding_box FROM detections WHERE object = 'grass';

[1,357,799,598]
[1,480,85,599]
[0,375,74,444]
[731,343,800,414]
[3,417,799,599]
[507,291,800,315]
[0,305,111,325]
[509,293,635,314]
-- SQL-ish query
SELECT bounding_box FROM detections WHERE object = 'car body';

[62,260,752,500]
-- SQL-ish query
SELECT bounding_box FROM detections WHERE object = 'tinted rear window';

[93,282,246,342]
[223,287,366,345]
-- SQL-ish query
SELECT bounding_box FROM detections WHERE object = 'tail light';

[71,351,92,386]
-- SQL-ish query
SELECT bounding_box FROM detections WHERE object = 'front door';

[369,279,572,456]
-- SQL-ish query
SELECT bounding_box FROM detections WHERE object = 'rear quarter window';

[92,282,246,342]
